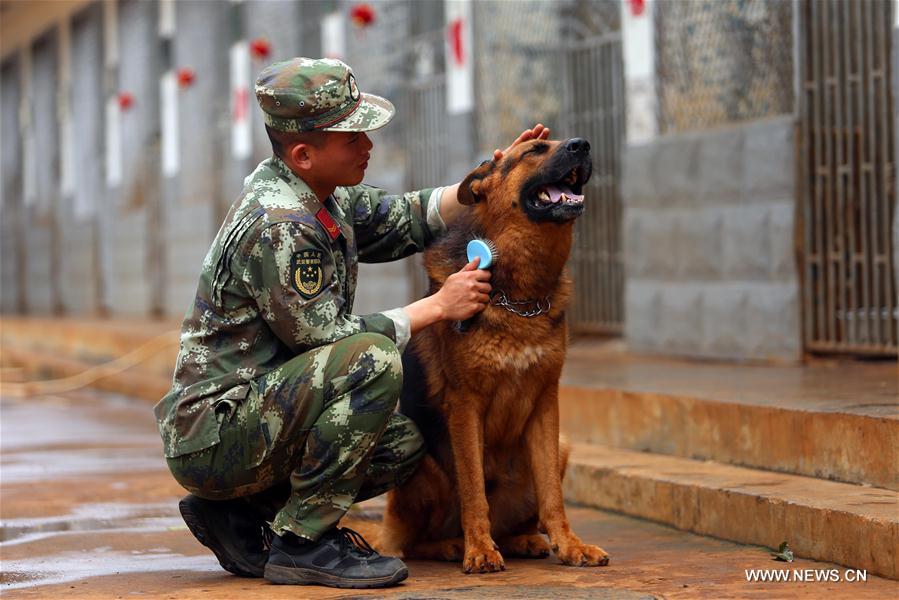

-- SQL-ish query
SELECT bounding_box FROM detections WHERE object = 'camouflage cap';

[255,57,395,133]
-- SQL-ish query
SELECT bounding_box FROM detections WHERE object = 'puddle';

[0,502,180,543]
[0,571,43,585]
[1,395,159,453]
[0,550,220,591]
[1,448,163,483]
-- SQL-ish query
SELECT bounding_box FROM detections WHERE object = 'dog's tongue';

[544,184,584,203]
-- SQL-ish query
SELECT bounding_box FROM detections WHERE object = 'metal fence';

[654,0,794,134]
[557,31,625,334]
[400,26,452,302]
[798,0,897,356]
[469,0,626,334]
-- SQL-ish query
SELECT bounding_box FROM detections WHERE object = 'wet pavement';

[2,389,897,599]
[562,339,898,419]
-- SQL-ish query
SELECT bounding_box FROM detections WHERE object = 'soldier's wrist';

[405,294,447,336]
[429,293,448,322]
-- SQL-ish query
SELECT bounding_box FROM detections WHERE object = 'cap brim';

[320,93,395,132]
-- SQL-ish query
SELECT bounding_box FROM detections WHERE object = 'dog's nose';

[564,138,590,155]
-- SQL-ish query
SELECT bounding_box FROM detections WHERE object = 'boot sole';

[179,496,265,578]
[263,563,408,588]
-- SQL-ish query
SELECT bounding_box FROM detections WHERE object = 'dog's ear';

[457,160,494,206]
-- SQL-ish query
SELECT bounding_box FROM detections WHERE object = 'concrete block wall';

[894,28,899,303]
[63,3,103,315]
[22,33,60,315]
[60,224,98,314]
[23,212,54,313]
[159,0,227,317]
[108,211,150,316]
[623,116,801,361]
[164,201,213,317]
[106,0,158,317]
[1,60,21,313]
[246,0,303,167]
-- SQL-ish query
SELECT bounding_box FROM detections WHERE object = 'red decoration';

[350,3,376,27]
[117,91,134,110]
[233,87,249,122]
[629,0,645,17]
[448,18,464,66]
[177,67,195,88]
[250,37,271,60]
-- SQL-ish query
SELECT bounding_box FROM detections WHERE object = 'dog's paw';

[462,541,506,574]
[499,534,551,559]
[554,541,610,567]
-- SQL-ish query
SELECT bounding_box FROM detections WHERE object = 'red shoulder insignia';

[316,207,342,241]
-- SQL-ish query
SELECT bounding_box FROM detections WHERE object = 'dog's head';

[457,138,592,225]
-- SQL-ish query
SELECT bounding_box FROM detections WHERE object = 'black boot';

[264,527,408,588]
[178,494,269,577]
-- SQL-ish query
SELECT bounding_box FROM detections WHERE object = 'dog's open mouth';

[534,168,585,207]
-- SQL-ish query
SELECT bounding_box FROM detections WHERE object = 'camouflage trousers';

[165,332,425,540]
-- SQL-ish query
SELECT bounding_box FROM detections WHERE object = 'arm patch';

[291,249,324,298]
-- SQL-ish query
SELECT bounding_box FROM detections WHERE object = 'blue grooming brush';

[466,239,497,269]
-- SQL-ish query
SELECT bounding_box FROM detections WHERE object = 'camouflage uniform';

[155,58,445,541]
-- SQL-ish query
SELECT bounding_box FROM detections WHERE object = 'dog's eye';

[521,143,550,157]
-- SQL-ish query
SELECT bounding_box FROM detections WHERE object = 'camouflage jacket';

[154,157,443,458]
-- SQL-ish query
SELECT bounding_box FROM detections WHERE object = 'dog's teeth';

[538,191,550,202]
[560,193,568,203]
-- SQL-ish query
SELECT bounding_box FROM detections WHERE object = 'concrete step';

[560,341,899,490]
[564,442,899,580]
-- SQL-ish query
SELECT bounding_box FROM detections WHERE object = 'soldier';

[154,57,548,589]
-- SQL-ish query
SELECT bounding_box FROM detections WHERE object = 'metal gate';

[404,68,450,300]
[397,0,625,332]
[558,30,626,335]
[798,0,897,355]
[398,23,450,300]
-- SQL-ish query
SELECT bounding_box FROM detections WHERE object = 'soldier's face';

[310,131,374,186]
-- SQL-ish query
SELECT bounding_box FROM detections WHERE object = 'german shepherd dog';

[382,138,610,573]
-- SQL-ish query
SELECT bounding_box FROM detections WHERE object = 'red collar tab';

[316,207,342,241]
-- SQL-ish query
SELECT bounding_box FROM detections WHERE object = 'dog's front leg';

[525,383,610,567]
[447,403,505,573]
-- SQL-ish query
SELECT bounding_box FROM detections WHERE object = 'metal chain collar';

[489,290,552,318]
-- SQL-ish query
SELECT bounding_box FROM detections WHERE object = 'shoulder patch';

[291,249,324,298]
[316,207,342,241]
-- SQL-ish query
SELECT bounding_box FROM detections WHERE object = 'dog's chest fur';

[406,212,572,455]
[466,325,556,372]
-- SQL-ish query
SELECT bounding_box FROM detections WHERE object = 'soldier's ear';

[457,160,494,206]
[288,142,313,171]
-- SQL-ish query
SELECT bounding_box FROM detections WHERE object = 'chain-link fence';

[654,0,794,134]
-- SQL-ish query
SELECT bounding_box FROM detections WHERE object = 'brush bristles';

[482,239,499,263]
[484,240,499,262]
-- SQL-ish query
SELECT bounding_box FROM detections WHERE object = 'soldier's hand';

[492,123,551,162]
[437,258,492,321]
